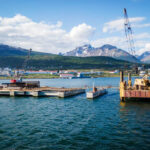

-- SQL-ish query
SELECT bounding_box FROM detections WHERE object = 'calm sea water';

[0,77,150,150]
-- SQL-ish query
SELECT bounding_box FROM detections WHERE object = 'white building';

[0,68,12,76]
[139,71,146,77]
[60,74,75,79]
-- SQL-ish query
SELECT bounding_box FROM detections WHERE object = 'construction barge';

[120,71,150,101]
[0,79,85,98]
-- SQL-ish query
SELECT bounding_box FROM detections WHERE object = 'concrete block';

[33,91,40,97]
[10,91,15,96]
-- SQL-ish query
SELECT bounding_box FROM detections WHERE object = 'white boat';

[86,87,107,99]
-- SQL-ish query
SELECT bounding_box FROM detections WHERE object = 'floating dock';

[0,80,86,98]
[0,86,85,98]
[86,87,107,99]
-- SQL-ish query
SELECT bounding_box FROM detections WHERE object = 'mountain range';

[64,44,142,63]
[0,44,132,70]
[0,43,150,70]
[137,51,150,63]
[0,43,149,63]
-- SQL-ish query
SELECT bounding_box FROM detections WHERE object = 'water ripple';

[0,78,150,149]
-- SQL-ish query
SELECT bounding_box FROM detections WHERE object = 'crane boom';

[22,48,32,72]
[124,8,135,56]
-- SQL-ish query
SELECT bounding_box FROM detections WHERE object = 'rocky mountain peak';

[75,44,93,50]
[137,51,150,63]
[100,44,117,50]
[64,44,139,62]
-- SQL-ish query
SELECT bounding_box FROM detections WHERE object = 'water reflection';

[120,101,150,110]
[119,101,150,148]
[120,100,150,118]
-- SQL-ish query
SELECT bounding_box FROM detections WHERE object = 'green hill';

[0,55,132,70]
[0,44,134,70]
[0,44,52,56]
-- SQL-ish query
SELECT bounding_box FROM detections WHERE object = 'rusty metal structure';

[119,8,150,101]
[120,71,150,101]
[2,81,40,89]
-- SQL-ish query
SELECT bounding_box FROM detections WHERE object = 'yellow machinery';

[120,71,150,101]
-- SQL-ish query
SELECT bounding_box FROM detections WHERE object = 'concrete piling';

[32,91,40,97]
[10,91,15,96]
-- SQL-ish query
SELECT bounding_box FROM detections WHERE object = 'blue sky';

[0,0,149,54]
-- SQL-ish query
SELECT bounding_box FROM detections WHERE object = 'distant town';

[0,67,149,79]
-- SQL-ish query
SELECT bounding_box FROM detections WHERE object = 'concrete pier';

[86,89,107,99]
[0,87,85,98]
[58,89,85,98]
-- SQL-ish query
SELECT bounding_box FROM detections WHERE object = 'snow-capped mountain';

[64,44,94,56]
[64,44,139,62]
[138,51,150,63]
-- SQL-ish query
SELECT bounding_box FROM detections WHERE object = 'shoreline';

[0,75,139,80]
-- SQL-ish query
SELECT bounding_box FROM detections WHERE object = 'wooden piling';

[120,71,124,82]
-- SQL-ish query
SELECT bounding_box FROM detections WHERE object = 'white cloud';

[134,33,150,39]
[0,14,150,55]
[103,17,150,33]
[69,23,95,40]
[0,14,95,53]
[91,34,150,55]
[91,36,128,50]
[138,43,150,54]
[101,16,150,55]
[145,43,150,49]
